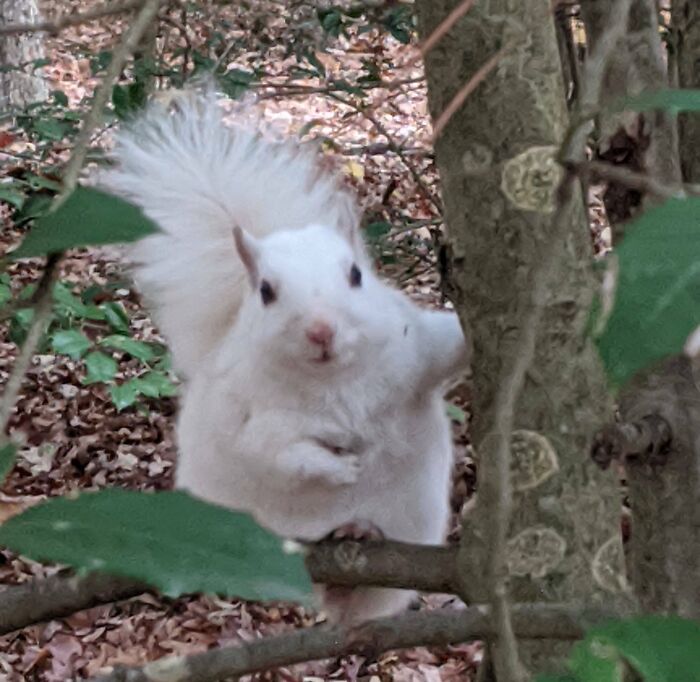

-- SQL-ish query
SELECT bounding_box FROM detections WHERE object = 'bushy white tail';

[103,91,359,378]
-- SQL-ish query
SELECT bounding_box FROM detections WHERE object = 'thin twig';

[568,159,693,200]
[0,255,59,433]
[328,92,443,214]
[477,2,634,680]
[0,0,167,444]
[432,43,512,141]
[91,604,612,682]
[419,0,475,58]
[0,0,163,36]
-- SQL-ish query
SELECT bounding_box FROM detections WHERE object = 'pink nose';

[305,321,335,347]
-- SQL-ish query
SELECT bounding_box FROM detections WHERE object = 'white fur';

[102,92,470,624]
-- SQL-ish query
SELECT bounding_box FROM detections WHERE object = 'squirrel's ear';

[336,193,363,254]
[232,226,260,286]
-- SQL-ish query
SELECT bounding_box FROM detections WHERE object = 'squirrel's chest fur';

[175,349,452,542]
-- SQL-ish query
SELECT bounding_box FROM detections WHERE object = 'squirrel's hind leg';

[317,585,418,626]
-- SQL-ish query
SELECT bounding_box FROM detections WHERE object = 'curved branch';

[91,604,610,682]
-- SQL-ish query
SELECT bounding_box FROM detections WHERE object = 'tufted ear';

[232,226,260,286]
[335,192,364,256]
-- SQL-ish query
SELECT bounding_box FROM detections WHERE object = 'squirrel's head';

[233,222,390,375]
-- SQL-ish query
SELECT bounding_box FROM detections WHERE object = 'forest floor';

[0,2,606,680]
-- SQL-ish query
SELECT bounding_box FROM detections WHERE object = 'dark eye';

[349,263,362,288]
[260,279,276,306]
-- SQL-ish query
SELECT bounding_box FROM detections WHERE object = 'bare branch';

[0,0,166,36]
[0,255,59,432]
[0,541,457,635]
[91,604,612,682]
[308,541,458,593]
[568,160,691,201]
[0,0,169,446]
[419,0,475,58]
[0,572,149,636]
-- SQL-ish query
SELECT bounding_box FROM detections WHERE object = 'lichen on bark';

[416,0,631,672]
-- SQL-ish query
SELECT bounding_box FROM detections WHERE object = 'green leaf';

[112,82,147,120]
[0,443,17,483]
[133,371,178,398]
[612,88,700,114]
[90,50,112,75]
[218,69,255,100]
[14,193,52,225]
[83,351,118,385]
[572,616,700,682]
[9,308,34,345]
[51,90,69,107]
[53,282,90,317]
[445,402,467,424]
[100,302,130,333]
[99,335,155,362]
[109,381,141,411]
[31,117,72,141]
[570,637,621,682]
[0,489,312,601]
[51,330,91,360]
[365,221,392,242]
[0,185,26,209]
[318,8,344,36]
[0,283,11,307]
[12,186,159,259]
[594,198,700,387]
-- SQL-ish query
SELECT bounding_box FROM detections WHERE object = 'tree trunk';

[580,0,681,230]
[582,1,699,619]
[0,0,48,109]
[617,356,700,619]
[415,0,630,674]
[673,0,700,183]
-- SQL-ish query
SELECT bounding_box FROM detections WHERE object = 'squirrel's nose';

[305,320,335,347]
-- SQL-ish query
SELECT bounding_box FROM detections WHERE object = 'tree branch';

[0,0,167,36]
[91,604,614,682]
[0,572,149,636]
[308,540,459,593]
[0,541,457,636]
[0,0,166,449]
[567,159,695,201]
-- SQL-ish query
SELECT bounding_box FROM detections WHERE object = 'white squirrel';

[103,91,470,624]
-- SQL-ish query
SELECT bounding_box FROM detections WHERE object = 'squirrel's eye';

[260,279,276,306]
[349,263,362,288]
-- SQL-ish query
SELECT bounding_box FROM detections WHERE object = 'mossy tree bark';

[673,0,700,183]
[580,0,681,229]
[415,0,630,674]
[582,1,699,618]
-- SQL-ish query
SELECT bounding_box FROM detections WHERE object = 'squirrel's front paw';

[324,453,361,485]
[282,445,361,486]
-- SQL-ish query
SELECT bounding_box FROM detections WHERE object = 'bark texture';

[0,0,48,108]
[580,0,681,229]
[673,0,700,183]
[415,0,630,673]
[618,356,700,618]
